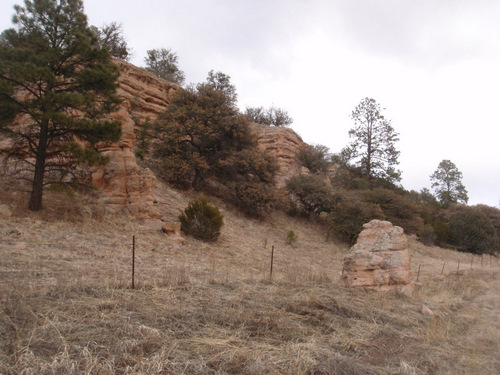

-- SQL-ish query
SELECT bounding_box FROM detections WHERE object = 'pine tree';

[430,159,468,206]
[0,0,122,211]
[342,98,401,185]
[144,48,185,85]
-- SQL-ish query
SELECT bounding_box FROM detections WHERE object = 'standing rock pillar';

[342,220,415,295]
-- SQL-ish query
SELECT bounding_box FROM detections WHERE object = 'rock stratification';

[1,59,318,217]
[342,220,415,295]
[252,123,308,188]
[91,60,178,217]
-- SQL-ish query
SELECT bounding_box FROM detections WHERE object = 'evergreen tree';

[144,48,185,85]
[342,98,401,185]
[91,22,130,60]
[0,0,122,211]
[286,174,336,218]
[245,105,293,127]
[448,205,497,254]
[152,71,277,217]
[296,144,332,175]
[430,159,468,206]
[152,73,250,188]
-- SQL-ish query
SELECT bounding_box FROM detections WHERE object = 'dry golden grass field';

[1,178,499,374]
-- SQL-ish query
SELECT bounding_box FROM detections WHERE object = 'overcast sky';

[1,0,499,207]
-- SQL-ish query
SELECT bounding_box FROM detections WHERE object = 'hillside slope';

[1,179,499,374]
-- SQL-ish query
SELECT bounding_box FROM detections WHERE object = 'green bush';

[157,152,208,190]
[328,192,384,244]
[448,205,499,254]
[361,188,423,234]
[152,75,279,217]
[134,148,147,159]
[286,174,336,218]
[418,224,435,246]
[475,204,500,246]
[286,230,298,245]
[179,196,224,242]
[245,105,293,127]
[296,144,332,175]
[422,215,450,246]
[216,149,277,184]
[225,181,276,218]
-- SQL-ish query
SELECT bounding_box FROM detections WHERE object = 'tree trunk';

[28,120,49,211]
[28,164,44,211]
[366,120,373,182]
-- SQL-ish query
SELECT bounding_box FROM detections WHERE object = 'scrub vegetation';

[0,178,499,374]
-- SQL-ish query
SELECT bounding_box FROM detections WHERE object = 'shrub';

[475,204,500,247]
[286,174,336,218]
[328,192,384,244]
[422,215,450,246]
[152,74,279,212]
[216,149,278,184]
[245,106,293,127]
[135,118,154,157]
[286,230,298,245]
[418,224,435,246]
[225,181,276,218]
[156,153,203,189]
[179,196,224,242]
[362,188,423,234]
[448,205,499,254]
[296,144,332,175]
[134,148,146,159]
[144,48,185,85]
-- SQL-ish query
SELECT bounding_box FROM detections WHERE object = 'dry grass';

[1,178,499,374]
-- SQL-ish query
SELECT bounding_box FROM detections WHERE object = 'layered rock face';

[0,60,175,218]
[252,123,308,188]
[342,220,415,295]
[91,60,178,217]
[1,59,314,216]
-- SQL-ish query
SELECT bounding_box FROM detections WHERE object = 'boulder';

[342,220,415,295]
[162,222,184,244]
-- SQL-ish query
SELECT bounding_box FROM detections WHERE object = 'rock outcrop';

[91,60,178,217]
[252,123,308,188]
[342,220,415,295]
[1,59,317,217]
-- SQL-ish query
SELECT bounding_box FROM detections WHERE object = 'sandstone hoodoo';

[342,220,415,295]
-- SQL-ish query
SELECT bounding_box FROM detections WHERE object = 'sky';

[1,0,499,207]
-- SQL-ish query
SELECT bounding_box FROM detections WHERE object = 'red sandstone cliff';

[251,123,308,188]
[90,60,178,217]
[1,60,310,217]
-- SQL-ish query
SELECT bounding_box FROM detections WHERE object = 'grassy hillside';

[1,179,499,374]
